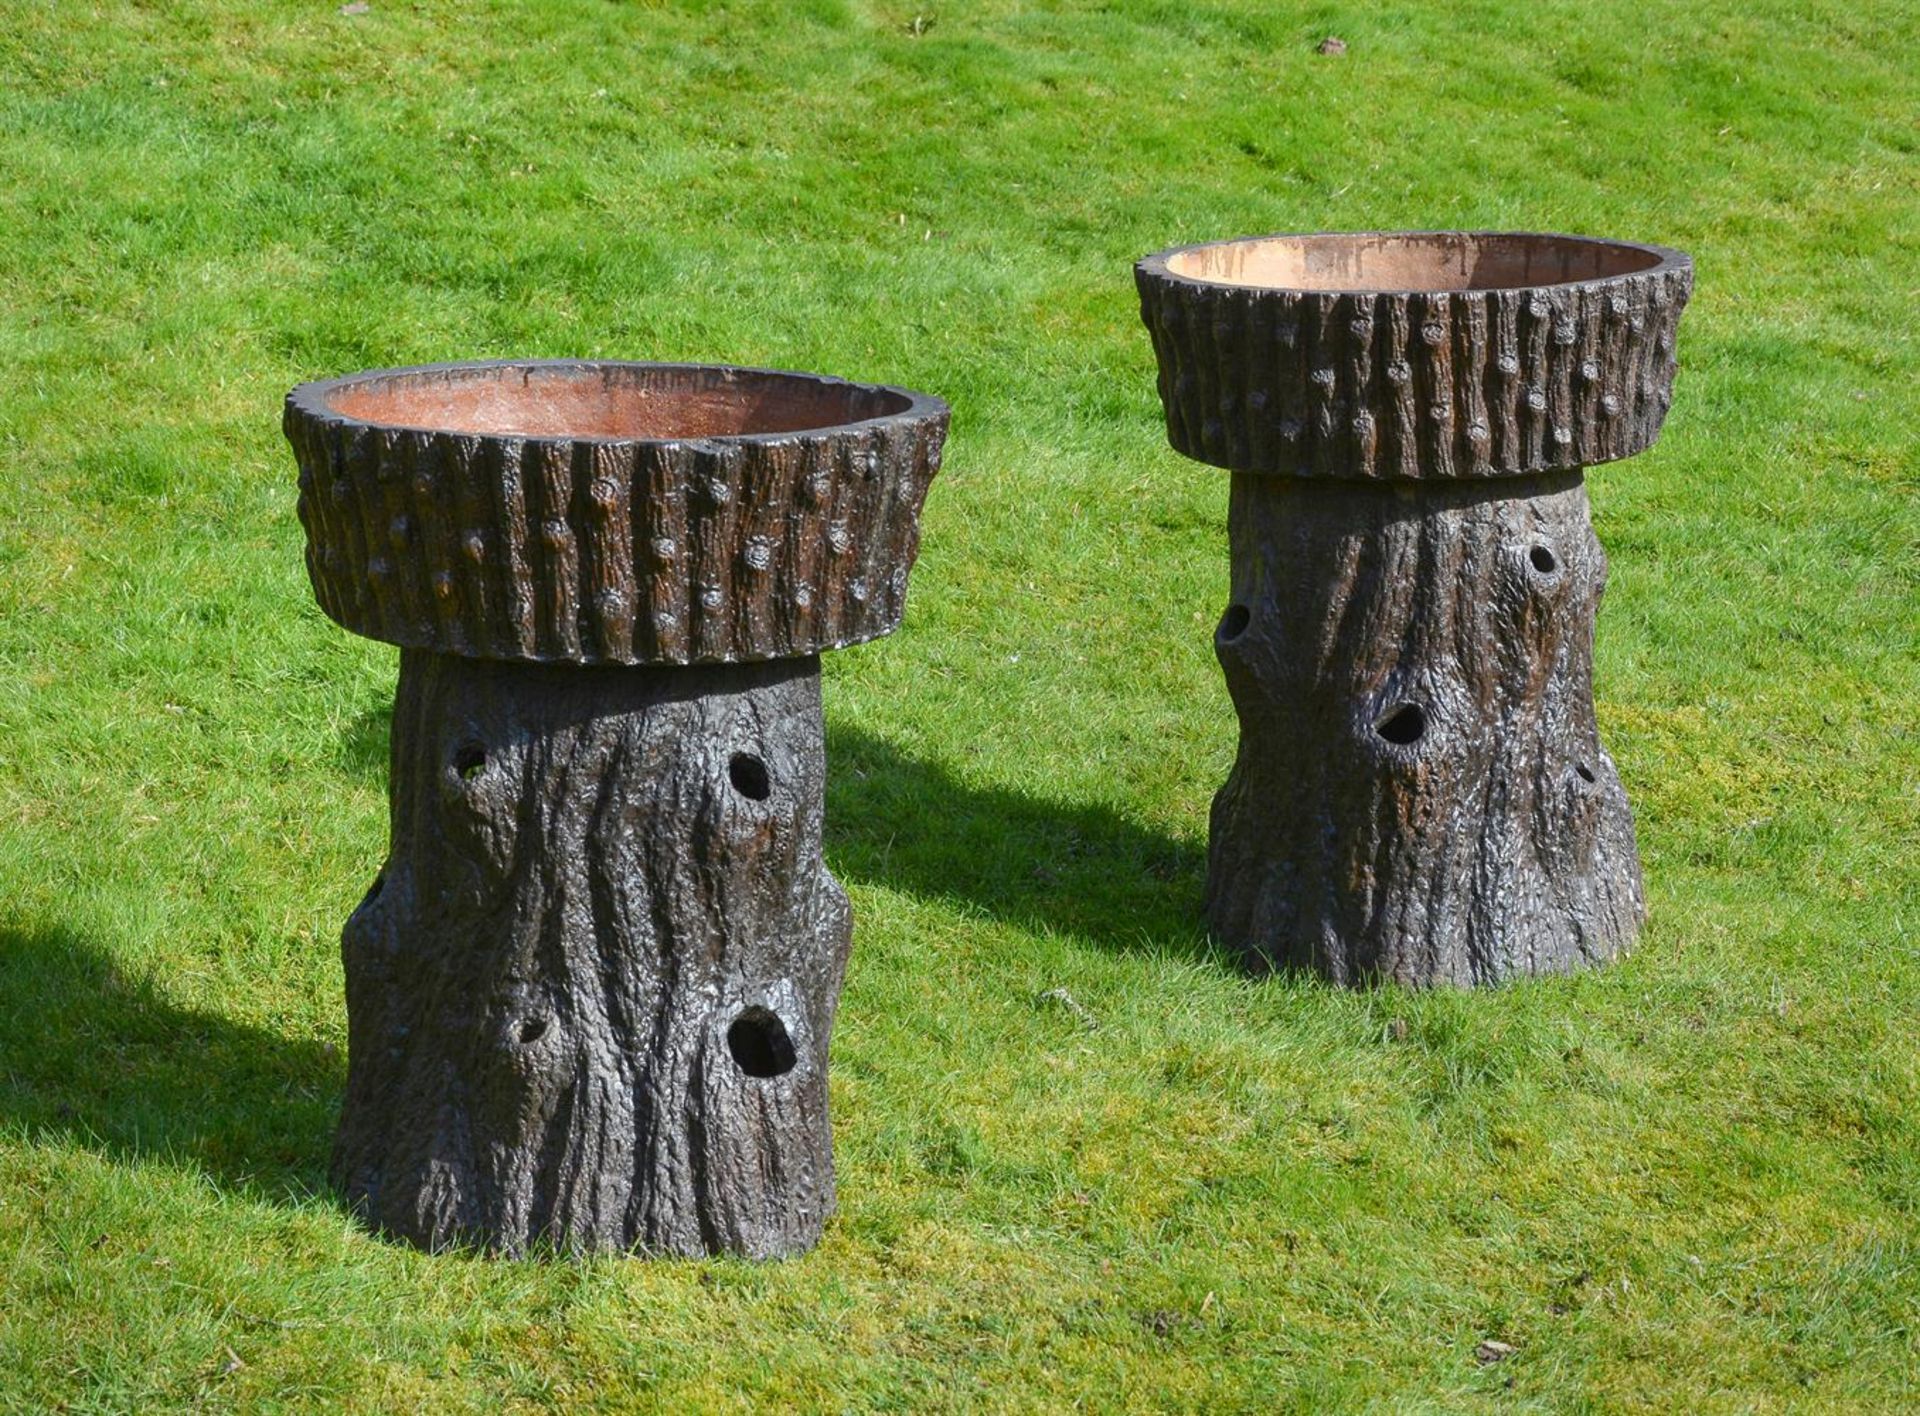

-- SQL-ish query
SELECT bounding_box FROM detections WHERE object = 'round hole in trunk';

[1375,703,1427,746]
[728,1006,797,1078]
[729,752,771,801]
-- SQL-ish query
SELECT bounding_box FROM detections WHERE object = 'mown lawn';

[1,0,1915,1409]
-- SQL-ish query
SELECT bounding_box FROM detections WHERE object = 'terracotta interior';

[1165,233,1666,293]
[327,363,912,440]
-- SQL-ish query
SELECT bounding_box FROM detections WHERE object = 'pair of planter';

[284,231,1691,1259]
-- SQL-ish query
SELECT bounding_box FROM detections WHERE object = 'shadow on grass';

[0,923,341,1204]
[822,725,1212,958]
[340,702,1213,959]
[338,699,392,782]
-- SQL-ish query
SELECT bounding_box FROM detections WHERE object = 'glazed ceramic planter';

[286,359,948,1255]
[1138,232,1691,986]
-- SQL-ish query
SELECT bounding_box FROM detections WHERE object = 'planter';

[286,359,948,1255]
[1137,232,1691,986]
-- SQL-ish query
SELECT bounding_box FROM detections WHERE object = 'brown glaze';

[1208,471,1643,986]
[287,359,949,1259]
[336,651,847,1257]
[1162,231,1668,293]
[326,362,915,441]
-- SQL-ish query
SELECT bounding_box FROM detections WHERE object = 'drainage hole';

[453,741,487,781]
[729,752,771,801]
[517,1016,549,1045]
[1574,762,1596,784]
[1529,544,1559,574]
[728,1006,797,1078]
[1374,702,1427,746]
[1217,603,1251,641]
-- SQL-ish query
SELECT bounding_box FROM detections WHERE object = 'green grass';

[1,0,1915,1408]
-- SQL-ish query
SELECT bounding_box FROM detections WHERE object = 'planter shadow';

[0,923,341,1205]
[823,725,1212,960]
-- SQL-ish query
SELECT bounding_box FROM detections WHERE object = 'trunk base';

[332,649,848,1257]
[1208,470,1643,986]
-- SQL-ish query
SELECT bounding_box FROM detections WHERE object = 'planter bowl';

[287,360,950,665]
[283,358,950,1258]
[1137,231,1691,480]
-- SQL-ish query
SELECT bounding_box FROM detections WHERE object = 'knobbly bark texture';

[285,361,949,666]
[1135,234,1691,481]
[1208,470,1643,985]
[333,649,849,1257]
[286,362,951,1256]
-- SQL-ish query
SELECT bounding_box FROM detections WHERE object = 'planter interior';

[1161,231,1670,294]
[324,362,917,441]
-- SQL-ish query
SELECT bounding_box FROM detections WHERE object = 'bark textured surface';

[333,649,849,1256]
[285,363,948,666]
[1136,242,1690,479]
[1209,471,1644,985]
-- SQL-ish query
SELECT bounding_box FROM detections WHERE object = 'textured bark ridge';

[334,650,848,1256]
[1209,472,1643,985]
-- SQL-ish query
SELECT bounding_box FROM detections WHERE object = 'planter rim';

[286,358,950,449]
[1137,230,1691,299]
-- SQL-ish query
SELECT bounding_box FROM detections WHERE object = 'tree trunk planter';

[1137,233,1691,987]
[285,360,948,1256]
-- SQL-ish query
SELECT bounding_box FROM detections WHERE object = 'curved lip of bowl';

[285,357,950,448]
[1137,230,1691,298]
